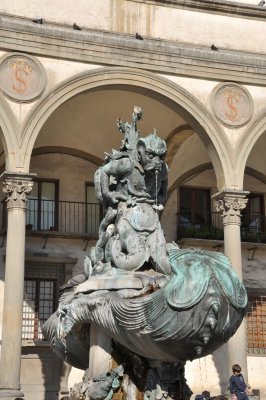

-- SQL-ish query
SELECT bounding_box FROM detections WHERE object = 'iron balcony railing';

[1,199,102,236]
[1,201,265,242]
[177,210,266,243]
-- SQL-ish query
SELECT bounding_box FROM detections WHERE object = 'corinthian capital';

[213,190,249,225]
[2,173,34,210]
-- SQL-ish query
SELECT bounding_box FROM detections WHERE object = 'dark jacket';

[229,374,247,394]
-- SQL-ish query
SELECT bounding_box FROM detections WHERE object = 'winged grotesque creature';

[43,107,247,400]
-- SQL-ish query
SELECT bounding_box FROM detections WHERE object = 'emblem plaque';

[211,83,253,127]
[0,53,46,102]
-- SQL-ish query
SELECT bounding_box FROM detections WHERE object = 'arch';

[168,162,214,198]
[20,67,234,190]
[245,166,266,185]
[32,146,103,166]
[0,93,19,170]
[165,124,194,167]
[167,163,266,199]
[234,110,266,189]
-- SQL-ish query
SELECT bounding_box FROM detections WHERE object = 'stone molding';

[32,146,103,166]
[132,0,266,19]
[213,190,249,225]
[1,14,266,85]
[0,388,24,397]
[1,172,34,210]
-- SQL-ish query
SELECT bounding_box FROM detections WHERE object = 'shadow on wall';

[0,258,4,282]
[212,344,230,395]
[21,346,64,400]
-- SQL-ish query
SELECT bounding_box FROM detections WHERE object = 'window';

[27,179,58,231]
[22,264,64,340]
[246,295,266,354]
[179,187,211,227]
[23,279,56,340]
[85,183,102,235]
[242,193,264,231]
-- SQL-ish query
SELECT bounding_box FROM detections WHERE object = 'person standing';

[229,364,251,400]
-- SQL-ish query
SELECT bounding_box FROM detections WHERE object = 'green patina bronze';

[43,107,247,400]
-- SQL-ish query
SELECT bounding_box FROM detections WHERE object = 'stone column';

[88,326,113,379]
[0,173,33,400]
[213,190,249,382]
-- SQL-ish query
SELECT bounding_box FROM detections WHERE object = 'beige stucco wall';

[0,50,100,124]
[187,352,266,399]
[30,153,97,202]
[161,190,178,243]
[34,87,185,164]
[168,134,211,187]
[248,357,266,399]
[166,75,266,151]
[243,247,266,290]
[68,367,84,392]
[186,349,228,397]
[0,1,265,54]
[246,134,266,176]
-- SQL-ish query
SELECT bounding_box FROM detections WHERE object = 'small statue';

[70,365,124,400]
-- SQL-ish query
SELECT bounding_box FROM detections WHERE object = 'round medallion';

[0,53,47,102]
[211,83,253,127]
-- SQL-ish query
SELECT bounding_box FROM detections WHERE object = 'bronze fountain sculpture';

[43,107,247,400]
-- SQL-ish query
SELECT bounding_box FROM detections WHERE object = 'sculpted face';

[138,143,166,172]
[137,132,167,173]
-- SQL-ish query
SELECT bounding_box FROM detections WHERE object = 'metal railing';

[1,201,265,242]
[177,210,223,240]
[1,199,102,236]
[27,199,102,235]
[177,210,266,243]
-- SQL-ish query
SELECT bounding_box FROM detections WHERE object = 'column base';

[0,389,24,400]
